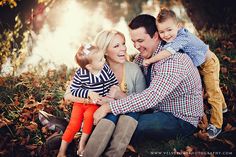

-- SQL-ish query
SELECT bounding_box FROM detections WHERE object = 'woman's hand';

[107,85,125,99]
[93,104,111,125]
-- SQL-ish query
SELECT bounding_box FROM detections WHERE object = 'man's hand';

[93,103,111,125]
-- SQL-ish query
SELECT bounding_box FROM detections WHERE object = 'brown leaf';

[25,144,38,150]
[220,67,228,74]
[215,47,223,54]
[36,103,44,111]
[224,123,233,132]
[41,126,48,134]
[25,121,38,132]
[222,55,231,62]
[229,59,236,63]
[0,116,13,128]
[0,77,4,86]
[195,130,210,141]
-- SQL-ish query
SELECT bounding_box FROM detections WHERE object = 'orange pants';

[62,102,99,142]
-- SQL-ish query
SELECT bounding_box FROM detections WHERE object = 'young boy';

[57,44,118,157]
[143,8,227,139]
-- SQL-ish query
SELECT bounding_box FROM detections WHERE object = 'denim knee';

[125,112,140,121]
[105,113,119,124]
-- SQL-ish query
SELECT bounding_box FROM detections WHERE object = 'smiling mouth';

[117,54,125,57]
[165,37,172,41]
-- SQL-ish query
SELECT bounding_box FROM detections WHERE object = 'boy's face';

[157,18,179,43]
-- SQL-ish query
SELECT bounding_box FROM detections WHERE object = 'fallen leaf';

[25,121,38,132]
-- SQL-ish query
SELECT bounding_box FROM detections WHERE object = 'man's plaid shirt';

[109,42,204,127]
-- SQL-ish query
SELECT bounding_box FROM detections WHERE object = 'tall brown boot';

[83,118,115,157]
[104,115,138,157]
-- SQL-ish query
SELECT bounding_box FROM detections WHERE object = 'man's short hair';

[128,14,158,38]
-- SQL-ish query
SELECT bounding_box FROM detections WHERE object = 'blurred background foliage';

[0,0,235,72]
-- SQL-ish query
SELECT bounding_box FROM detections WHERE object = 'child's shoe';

[207,124,221,139]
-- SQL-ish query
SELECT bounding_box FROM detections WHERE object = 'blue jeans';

[131,112,196,145]
[105,112,140,124]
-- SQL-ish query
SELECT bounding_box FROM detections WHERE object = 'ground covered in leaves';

[0,40,236,156]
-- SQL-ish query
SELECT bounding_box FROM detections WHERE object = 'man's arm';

[109,60,187,115]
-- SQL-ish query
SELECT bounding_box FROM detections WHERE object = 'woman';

[40,30,146,157]
[82,30,146,157]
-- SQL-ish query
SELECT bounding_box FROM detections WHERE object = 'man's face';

[129,27,159,59]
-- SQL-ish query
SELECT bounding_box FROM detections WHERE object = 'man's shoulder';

[153,53,190,69]
[133,54,143,66]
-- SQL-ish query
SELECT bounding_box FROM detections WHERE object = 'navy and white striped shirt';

[70,64,118,98]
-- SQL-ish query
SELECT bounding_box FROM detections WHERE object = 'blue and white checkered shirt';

[163,28,208,67]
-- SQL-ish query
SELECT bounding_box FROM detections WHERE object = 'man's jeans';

[131,111,196,145]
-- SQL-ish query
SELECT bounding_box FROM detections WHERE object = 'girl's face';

[106,34,127,64]
[89,49,106,71]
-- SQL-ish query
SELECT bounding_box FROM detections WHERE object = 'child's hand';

[88,91,100,103]
[97,96,114,105]
[143,58,151,67]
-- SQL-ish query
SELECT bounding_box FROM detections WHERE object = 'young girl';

[57,44,118,157]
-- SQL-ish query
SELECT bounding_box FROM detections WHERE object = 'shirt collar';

[153,41,164,56]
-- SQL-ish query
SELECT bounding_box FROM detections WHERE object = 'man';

[84,14,204,157]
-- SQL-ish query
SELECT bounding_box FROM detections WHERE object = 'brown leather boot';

[83,118,115,157]
[104,115,138,157]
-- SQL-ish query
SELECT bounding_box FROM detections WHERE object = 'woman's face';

[106,34,127,64]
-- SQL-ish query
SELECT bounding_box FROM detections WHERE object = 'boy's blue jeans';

[131,111,197,145]
[105,112,139,124]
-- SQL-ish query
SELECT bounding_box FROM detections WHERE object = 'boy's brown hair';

[156,8,177,23]
[75,44,98,69]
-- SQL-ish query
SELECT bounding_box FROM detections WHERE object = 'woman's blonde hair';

[94,30,125,54]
